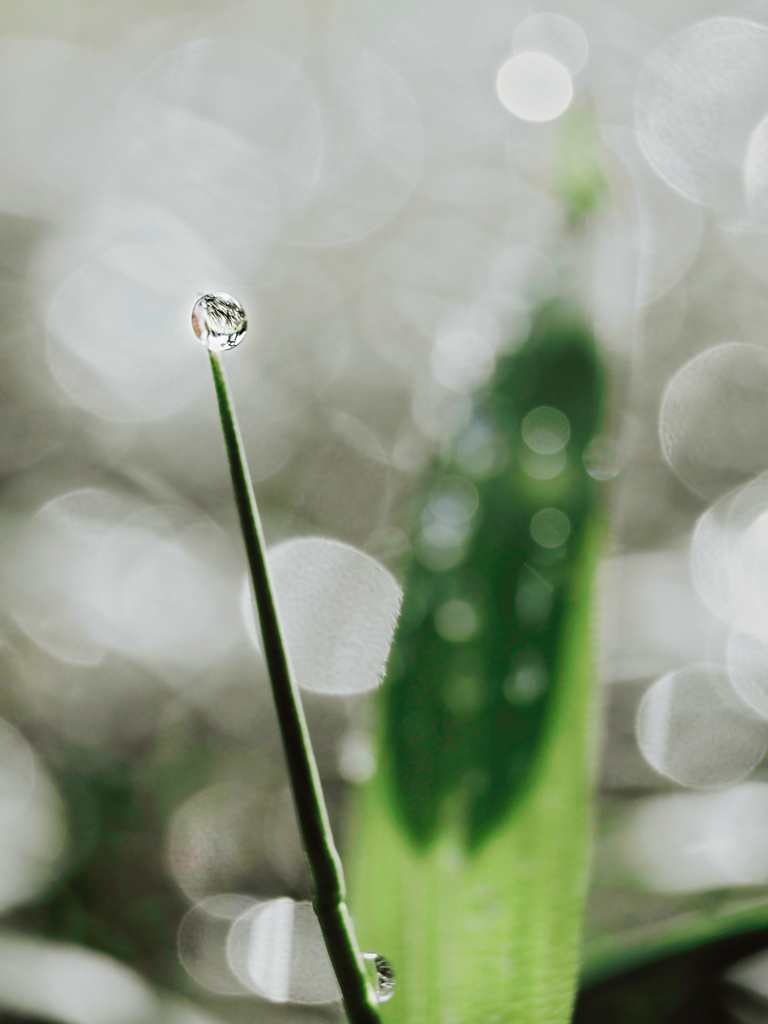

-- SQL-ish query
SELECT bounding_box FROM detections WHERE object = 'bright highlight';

[495,52,573,123]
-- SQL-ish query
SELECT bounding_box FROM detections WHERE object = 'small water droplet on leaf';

[192,293,247,352]
[362,952,395,1003]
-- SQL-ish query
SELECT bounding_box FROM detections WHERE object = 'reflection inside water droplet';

[192,293,247,352]
[362,952,395,1003]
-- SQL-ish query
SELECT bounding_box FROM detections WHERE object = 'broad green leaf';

[349,521,601,1024]
[577,903,768,1024]
[582,897,768,988]
[385,300,604,848]
[347,299,605,1024]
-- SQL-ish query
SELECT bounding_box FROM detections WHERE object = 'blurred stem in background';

[207,343,381,1024]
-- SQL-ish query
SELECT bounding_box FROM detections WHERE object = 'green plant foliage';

[555,110,606,222]
[208,350,381,1023]
[577,920,768,1024]
[348,299,605,1024]
[583,898,768,988]
[385,299,604,848]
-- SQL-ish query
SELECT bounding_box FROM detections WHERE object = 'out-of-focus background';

[6,0,768,1021]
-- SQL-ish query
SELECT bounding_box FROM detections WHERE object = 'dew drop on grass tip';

[192,292,247,352]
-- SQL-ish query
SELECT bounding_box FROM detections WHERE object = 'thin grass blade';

[208,348,380,1024]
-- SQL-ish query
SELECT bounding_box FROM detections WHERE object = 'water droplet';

[192,293,247,352]
[362,952,395,1004]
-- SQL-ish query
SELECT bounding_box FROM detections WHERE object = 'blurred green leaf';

[384,300,604,848]
[577,908,768,1024]
[348,300,605,1024]
[555,110,607,222]
[583,898,768,988]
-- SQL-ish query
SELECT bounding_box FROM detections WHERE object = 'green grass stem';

[582,896,768,987]
[208,350,381,1024]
